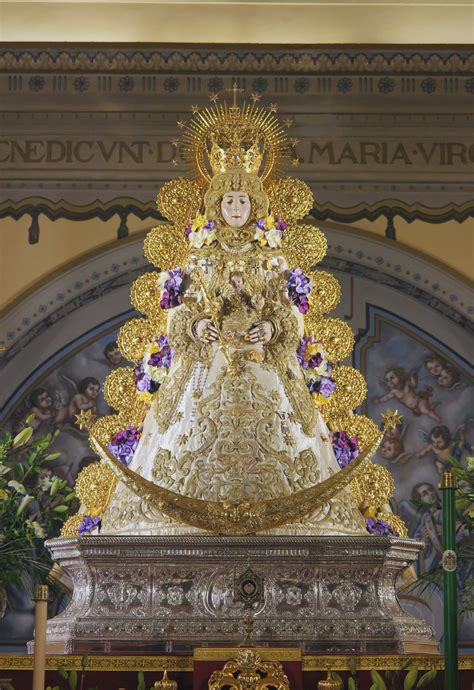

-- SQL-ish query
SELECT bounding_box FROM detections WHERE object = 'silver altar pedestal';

[42,535,438,655]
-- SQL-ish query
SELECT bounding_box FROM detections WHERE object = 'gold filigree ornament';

[351,462,395,509]
[60,512,83,537]
[89,423,381,535]
[143,224,189,272]
[266,177,314,221]
[103,367,138,411]
[306,317,355,362]
[377,511,408,538]
[130,272,166,328]
[281,223,327,273]
[208,649,289,690]
[117,318,155,363]
[156,178,202,225]
[74,462,117,516]
[90,414,123,446]
[308,270,341,315]
[323,366,367,419]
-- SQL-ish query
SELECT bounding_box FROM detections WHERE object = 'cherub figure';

[423,353,446,379]
[65,377,100,421]
[373,367,441,422]
[437,363,461,390]
[19,388,56,431]
[416,424,467,475]
[379,425,412,465]
[103,341,123,366]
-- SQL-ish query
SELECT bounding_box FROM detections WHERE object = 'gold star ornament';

[381,409,403,430]
[74,409,96,431]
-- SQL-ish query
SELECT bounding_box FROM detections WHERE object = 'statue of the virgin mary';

[64,93,406,541]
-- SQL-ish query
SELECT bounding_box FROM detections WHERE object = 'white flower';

[265,228,283,248]
[26,519,46,538]
[157,271,170,290]
[188,228,207,249]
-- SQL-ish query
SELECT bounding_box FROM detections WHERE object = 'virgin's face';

[221,191,251,227]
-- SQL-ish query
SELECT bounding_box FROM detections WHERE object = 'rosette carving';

[117,318,154,363]
[281,222,327,272]
[308,270,341,314]
[130,271,166,328]
[75,463,117,516]
[156,178,202,226]
[90,414,124,446]
[103,367,137,411]
[351,462,395,509]
[328,414,381,453]
[266,177,314,221]
[143,224,189,271]
[306,317,355,362]
[323,366,367,418]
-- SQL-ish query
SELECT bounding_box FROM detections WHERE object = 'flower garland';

[108,426,141,466]
[254,215,287,248]
[185,213,216,249]
[331,431,360,469]
[296,336,336,405]
[365,516,398,536]
[158,269,185,309]
[134,336,175,402]
[287,267,312,314]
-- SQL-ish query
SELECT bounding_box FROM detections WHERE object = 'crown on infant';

[177,85,294,185]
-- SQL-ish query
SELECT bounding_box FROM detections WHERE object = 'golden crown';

[176,85,294,186]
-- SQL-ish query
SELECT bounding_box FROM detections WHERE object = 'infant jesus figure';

[218,270,268,352]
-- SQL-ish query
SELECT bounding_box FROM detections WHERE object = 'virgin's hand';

[194,317,218,343]
[247,321,274,344]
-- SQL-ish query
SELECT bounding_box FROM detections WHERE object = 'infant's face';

[230,274,244,290]
[385,371,399,389]
[438,369,453,387]
[86,383,100,399]
[221,191,251,227]
[107,348,123,365]
[431,435,448,450]
[380,441,395,460]
[427,360,443,376]
[37,391,52,409]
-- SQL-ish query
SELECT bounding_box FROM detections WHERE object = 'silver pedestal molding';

[40,535,438,655]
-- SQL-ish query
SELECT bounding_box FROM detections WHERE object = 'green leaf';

[0,488,9,500]
[12,427,33,448]
[58,665,69,679]
[404,669,419,690]
[331,671,343,688]
[81,655,89,670]
[349,657,357,675]
[370,670,386,690]
[53,505,70,512]
[348,677,357,690]
[44,452,62,461]
[416,670,438,688]
[69,668,78,690]
[50,476,60,497]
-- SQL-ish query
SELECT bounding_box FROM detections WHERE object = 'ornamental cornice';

[1,46,473,75]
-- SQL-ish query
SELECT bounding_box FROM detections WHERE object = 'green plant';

[332,660,438,690]
[0,419,77,600]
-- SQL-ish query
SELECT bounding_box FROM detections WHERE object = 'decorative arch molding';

[1,224,471,418]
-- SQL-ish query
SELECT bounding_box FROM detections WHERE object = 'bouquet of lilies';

[185,213,216,249]
[254,215,287,248]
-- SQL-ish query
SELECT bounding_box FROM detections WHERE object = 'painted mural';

[0,299,472,651]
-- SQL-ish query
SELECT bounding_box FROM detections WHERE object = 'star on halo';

[291,158,300,167]
[191,104,200,114]
[251,93,262,102]
[381,409,403,430]
[177,119,186,129]
[283,117,293,128]
[269,103,278,113]
[74,409,96,431]
[209,93,219,103]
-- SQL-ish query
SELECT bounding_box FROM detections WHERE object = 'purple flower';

[185,222,192,237]
[78,516,101,535]
[108,426,140,465]
[365,517,397,536]
[256,218,266,230]
[275,216,287,232]
[134,364,160,393]
[331,431,360,468]
[148,344,174,368]
[160,269,184,309]
[309,375,336,398]
[288,268,312,313]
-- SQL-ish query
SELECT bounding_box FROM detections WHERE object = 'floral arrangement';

[107,426,141,466]
[185,213,216,249]
[254,214,287,248]
[134,336,175,401]
[0,421,77,609]
[296,336,336,404]
[158,269,185,309]
[287,267,312,314]
[331,431,360,468]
